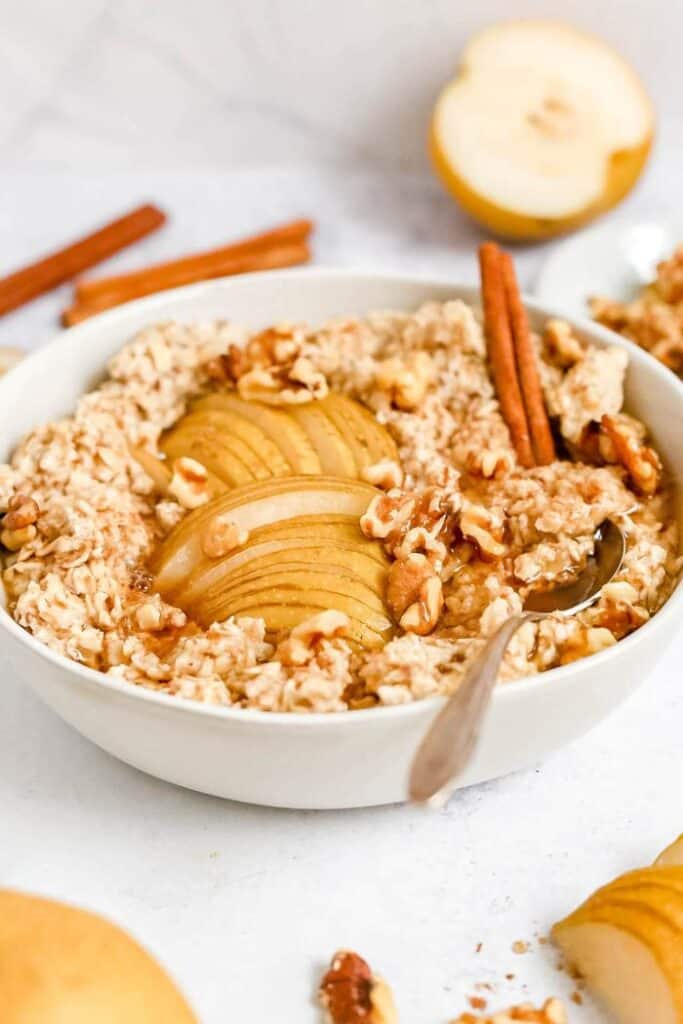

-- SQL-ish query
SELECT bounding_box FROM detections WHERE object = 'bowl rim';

[1,265,681,728]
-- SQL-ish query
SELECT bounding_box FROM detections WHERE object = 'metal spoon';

[408,519,625,806]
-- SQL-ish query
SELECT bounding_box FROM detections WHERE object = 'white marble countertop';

[1,162,682,1023]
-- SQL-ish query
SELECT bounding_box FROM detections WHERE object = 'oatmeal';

[0,292,679,712]
[591,244,683,376]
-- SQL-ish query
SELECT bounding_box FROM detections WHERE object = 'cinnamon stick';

[478,243,535,468]
[62,240,311,326]
[74,218,313,304]
[500,251,556,465]
[0,203,166,317]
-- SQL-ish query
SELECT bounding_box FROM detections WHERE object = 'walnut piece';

[319,950,398,1024]
[220,324,329,405]
[3,494,40,531]
[361,459,404,491]
[601,414,662,495]
[168,457,211,509]
[374,351,434,410]
[459,502,506,559]
[388,554,444,636]
[543,319,584,367]
[201,514,248,559]
[277,610,350,667]
[450,997,566,1024]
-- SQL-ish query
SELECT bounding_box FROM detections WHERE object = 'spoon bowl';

[409,519,626,806]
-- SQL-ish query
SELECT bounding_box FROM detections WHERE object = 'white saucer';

[535,216,682,319]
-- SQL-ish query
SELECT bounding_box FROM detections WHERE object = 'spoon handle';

[408,612,533,805]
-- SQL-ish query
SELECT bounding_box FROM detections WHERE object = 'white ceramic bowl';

[1,269,681,809]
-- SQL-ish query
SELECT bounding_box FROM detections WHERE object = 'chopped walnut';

[277,610,350,667]
[0,524,37,551]
[2,494,40,531]
[544,319,585,367]
[450,997,566,1024]
[374,351,434,410]
[400,573,444,635]
[361,487,457,569]
[135,595,186,633]
[459,502,506,559]
[361,459,404,491]
[319,950,398,1024]
[386,552,434,619]
[219,324,329,405]
[201,514,248,559]
[601,414,662,495]
[465,447,514,479]
[168,457,211,509]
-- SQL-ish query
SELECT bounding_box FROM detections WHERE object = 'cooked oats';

[1,302,679,711]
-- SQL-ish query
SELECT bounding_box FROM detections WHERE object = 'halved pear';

[174,409,291,478]
[289,403,357,476]
[656,836,683,867]
[193,394,321,474]
[431,20,654,240]
[152,477,377,595]
[553,873,683,1024]
[320,393,398,469]
[232,603,389,650]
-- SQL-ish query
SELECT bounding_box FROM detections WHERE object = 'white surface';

[0,0,682,173]
[5,271,681,816]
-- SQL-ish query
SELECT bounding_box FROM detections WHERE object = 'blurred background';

[1,0,680,171]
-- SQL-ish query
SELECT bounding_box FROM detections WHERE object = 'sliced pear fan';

[192,393,322,475]
[431,20,654,239]
[553,867,683,1024]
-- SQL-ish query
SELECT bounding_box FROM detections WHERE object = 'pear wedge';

[199,566,387,614]
[165,421,272,481]
[198,584,393,634]
[179,543,387,612]
[161,428,257,488]
[193,394,321,474]
[655,836,683,867]
[175,410,291,478]
[553,868,683,1024]
[320,393,398,468]
[152,477,377,595]
[289,403,357,476]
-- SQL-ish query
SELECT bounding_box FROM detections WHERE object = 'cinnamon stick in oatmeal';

[500,250,556,465]
[478,242,535,467]
[0,204,166,317]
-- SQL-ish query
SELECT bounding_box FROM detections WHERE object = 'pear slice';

[163,419,272,481]
[431,20,654,240]
[161,428,257,488]
[196,574,391,627]
[199,565,387,613]
[289,403,357,476]
[233,603,389,650]
[553,898,683,1024]
[320,393,398,469]
[179,543,387,612]
[656,836,683,867]
[193,393,322,474]
[152,477,377,595]
[175,410,291,478]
